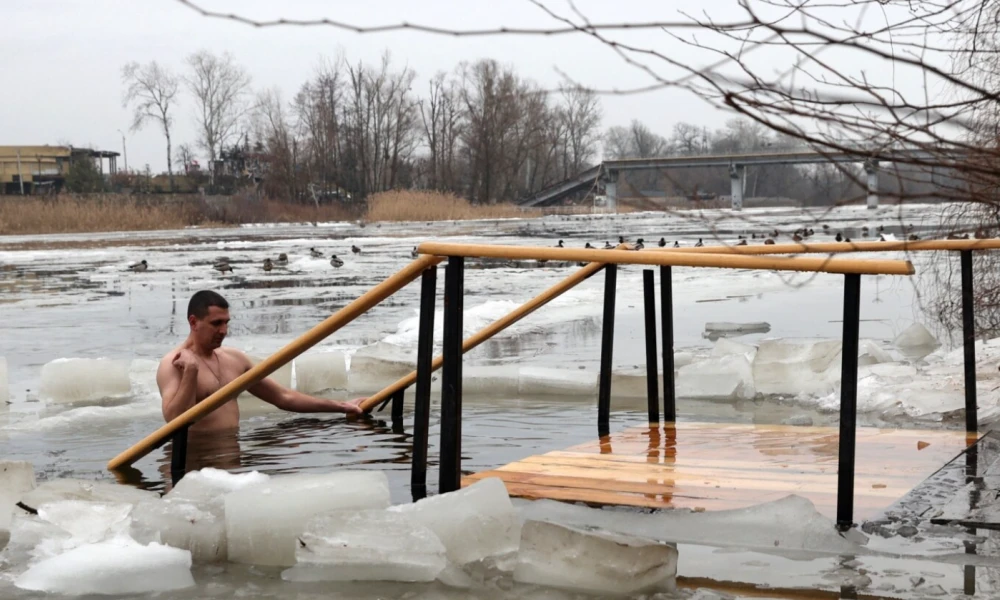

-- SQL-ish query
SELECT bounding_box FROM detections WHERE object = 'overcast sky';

[2,1,938,173]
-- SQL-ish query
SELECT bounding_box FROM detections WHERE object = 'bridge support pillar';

[729,164,745,211]
[605,169,618,213]
[864,159,879,210]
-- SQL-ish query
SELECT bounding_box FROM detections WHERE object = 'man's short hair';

[188,290,229,319]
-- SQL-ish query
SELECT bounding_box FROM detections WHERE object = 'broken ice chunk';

[710,338,758,361]
[518,367,597,396]
[389,477,520,565]
[1,462,36,553]
[892,323,939,359]
[857,340,892,366]
[20,479,157,509]
[703,321,770,340]
[676,355,755,400]
[294,352,348,394]
[752,339,843,396]
[513,520,677,596]
[130,498,226,563]
[348,343,417,393]
[4,513,72,563]
[516,495,864,555]
[168,467,269,503]
[37,501,132,544]
[610,369,661,399]
[132,467,273,563]
[281,509,447,582]
[39,358,132,403]
[225,471,391,567]
[6,500,133,563]
[462,366,520,397]
[14,537,194,595]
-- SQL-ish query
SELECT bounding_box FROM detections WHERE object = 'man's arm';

[249,376,363,415]
[157,350,200,422]
[231,349,363,415]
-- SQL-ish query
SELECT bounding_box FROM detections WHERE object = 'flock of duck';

[126,243,367,274]
[124,222,992,274]
[550,223,930,253]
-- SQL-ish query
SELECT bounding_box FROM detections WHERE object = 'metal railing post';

[439,257,464,494]
[411,266,437,501]
[961,250,978,433]
[660,265,676,421]
[643,269,659,423]
[837,273,861,530]
[170,425,189,487]
[390,389,405,433]
[598,264,617,437]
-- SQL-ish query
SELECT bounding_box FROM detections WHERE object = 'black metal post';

[411,266,437,501]
[837,273,861,531]
[643,269,659,424]
[390,389,405,433]
[439,257,464,494]
[964,528,978,597]
[598,264,617,437]
[170,425,189,487]
[961,250,978,433]
[660,265,676,422]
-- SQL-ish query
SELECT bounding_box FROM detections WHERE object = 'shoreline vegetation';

[0,191,586,237]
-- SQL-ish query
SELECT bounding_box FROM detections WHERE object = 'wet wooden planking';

[462,422,977,519]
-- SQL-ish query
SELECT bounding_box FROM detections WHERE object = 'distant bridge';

[518,146,964,211]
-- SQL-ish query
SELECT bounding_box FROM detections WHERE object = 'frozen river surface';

[2,203,1000,598]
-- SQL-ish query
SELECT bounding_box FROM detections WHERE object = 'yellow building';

[0,145,120,194]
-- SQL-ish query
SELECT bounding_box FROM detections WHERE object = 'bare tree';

[175,143,195,173]
[294,59,345,200]
[670,122,705,156]
[121,61,180,190]
[604,120,668,159]
[253,87,298,200]
[184,50,252,165]
[559,87,602,175]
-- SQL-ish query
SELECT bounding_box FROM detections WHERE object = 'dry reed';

[365,190,541,222]
[0,190,604,236]
[0,194,359,236]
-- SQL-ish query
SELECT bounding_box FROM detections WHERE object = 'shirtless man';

[157,290,364,432]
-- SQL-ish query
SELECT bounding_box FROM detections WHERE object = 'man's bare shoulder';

[157,344,186,369]
[218,346,253,367]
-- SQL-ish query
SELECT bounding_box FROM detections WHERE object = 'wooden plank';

[489,461,910,495]
[564,437,971,458]
[532,451,939,478]
[465,423,979,518]
[465,475,890,517]
[473,468,906,499]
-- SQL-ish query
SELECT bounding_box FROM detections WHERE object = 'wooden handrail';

[358,257,612,412]
[416,242,916,276]
[106,254,444,471]
[648,238,1000,255]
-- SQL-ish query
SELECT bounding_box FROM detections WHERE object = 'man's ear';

[188,314,197,328]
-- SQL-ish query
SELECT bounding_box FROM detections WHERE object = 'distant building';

[0,145,120,194]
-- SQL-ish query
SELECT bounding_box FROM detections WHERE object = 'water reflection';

[157,429,244,491]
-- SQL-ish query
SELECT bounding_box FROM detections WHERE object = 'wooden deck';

[462,422,980,519]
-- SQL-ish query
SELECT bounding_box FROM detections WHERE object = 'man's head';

[187,290,230,350]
